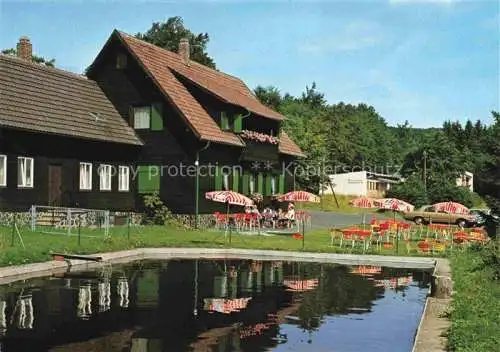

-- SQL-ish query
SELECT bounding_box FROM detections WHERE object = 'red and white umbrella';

[432,201,470,214]
[278,191,320,203]
[349,197,378,209]
[374,198,415,212]
[205,191,253,206]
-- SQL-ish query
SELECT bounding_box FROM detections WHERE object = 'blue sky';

[0,0,498,127]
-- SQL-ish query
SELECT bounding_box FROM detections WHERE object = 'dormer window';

[131,104,163,131]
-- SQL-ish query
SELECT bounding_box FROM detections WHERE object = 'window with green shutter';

[257,173,264,194]
[232,168,239,192]
[215,166,223,190]
[242,172,249,194]
[151,103,163,131]
[234,114,243,133]
[279,173,285,194]
[138,165,160,194]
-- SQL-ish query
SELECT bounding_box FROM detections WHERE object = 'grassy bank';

[0,224,437,267]
[448,242,500,351]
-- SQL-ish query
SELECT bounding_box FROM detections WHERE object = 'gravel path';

[309,210,396,231]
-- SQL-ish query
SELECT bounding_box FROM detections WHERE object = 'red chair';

[417,241,431,254]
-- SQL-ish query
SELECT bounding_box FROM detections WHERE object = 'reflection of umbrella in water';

[203,297,252,314]
[283,278,319,292]
[349,265,382,276]
[374,275,413,290]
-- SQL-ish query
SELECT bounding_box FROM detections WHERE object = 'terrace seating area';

[330,217,488,254]
[212,210,313,232]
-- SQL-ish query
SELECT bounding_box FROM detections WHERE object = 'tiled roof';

[0,54,142,146]
[114,31,303,155]
[279,132,306,157]
[116,32,244,147]
[118,31,284,121]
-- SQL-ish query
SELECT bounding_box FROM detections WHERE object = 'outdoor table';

[340,228,372,251]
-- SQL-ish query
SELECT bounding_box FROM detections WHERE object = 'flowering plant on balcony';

[240,130,280,145]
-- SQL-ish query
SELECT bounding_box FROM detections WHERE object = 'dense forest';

[131,17,498,210]
[253,84,499,210]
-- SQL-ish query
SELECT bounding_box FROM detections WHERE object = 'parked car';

[403,205,476,227]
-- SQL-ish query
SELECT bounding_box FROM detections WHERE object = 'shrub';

[142,193,181,227]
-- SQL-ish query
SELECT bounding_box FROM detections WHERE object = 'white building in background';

[456,171,474,192]
[321,171,401,198]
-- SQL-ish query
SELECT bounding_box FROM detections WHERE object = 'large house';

[0,33,304,213]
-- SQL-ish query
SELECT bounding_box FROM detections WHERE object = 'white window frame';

[0,155,6,187]
[133,106,151,130]
[79,162,92,190]
[17,157,34,188]
[99,164,112,191]
[118,166,130,192]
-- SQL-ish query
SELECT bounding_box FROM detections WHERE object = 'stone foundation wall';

[0,211,214,230]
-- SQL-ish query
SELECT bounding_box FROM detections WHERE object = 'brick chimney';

[17,36,32,62]
[178,38,190,66]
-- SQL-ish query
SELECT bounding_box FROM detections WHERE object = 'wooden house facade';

[0,41,142,211]
[0,33,304,214]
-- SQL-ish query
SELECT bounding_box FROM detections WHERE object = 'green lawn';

[0,224,441,267]
[447,242,500,351]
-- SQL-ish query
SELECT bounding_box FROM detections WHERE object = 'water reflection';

[0,260,430,352]
[76,283,92,319]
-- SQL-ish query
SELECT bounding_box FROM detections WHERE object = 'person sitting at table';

[285,203,296,228]
[251,205,262,220]
[262,207,275,228]
[244,206,252,214]
[276,208,287,228]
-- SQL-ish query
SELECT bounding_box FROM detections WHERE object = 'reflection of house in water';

[0,261,431,351]
[0,300,7,335]
[98,279,111,313]
[117,277,129,308]
[76,283,92,319]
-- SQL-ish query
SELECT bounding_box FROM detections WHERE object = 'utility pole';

[423,150,427,192]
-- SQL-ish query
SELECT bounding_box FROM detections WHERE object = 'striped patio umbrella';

[205,191,254,206]
[374,198,415,212]
[205,191,253,241]
[349,197,378,209]
[278,191,320,203]
[349,197,379,228]
[432,201,470,214]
